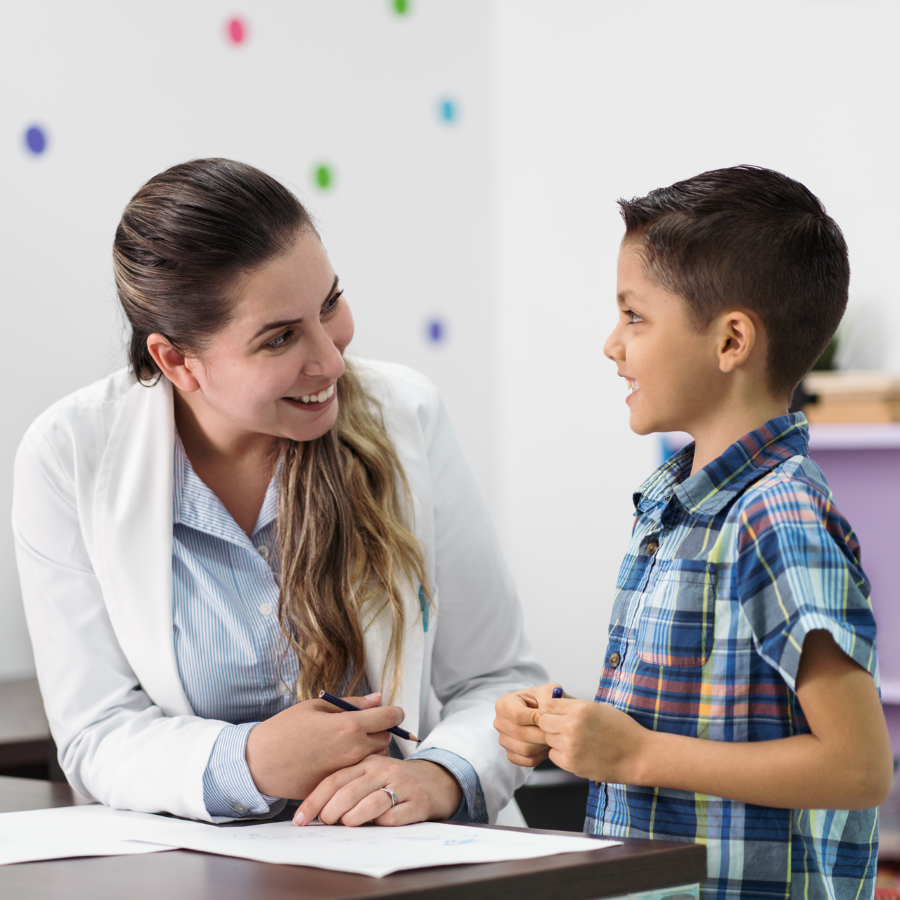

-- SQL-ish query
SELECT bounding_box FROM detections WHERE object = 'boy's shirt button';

[608,652,621,669]
[645,540,659,555]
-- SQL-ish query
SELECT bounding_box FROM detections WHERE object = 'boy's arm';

[538,629,893,810]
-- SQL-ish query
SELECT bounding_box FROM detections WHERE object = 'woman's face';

[182,229,354,446]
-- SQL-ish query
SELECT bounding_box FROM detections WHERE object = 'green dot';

[392,0,410,15]
[314,165,333,190]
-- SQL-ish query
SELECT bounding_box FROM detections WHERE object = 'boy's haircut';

[618,166,849,398]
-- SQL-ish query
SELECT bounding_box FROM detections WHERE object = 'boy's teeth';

[626,379,639,393]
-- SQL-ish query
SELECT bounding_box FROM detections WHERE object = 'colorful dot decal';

[24,126,47,155]
[425,318,446,344]
[226,17,247,44]
[392,0,411,15]
[314,164,333,190]
[438,98,458,123]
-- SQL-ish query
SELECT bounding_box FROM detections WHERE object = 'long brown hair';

[113,158,429,700]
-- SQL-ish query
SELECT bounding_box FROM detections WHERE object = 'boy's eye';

[625,309,644,324]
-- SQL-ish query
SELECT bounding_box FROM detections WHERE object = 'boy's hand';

[493,684,564,767]
[538,698,647,784]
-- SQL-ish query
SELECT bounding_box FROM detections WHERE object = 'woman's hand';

[493,683,564,767]
[538,698,647,784]
[294,755,464,827]
[245,692,404,799]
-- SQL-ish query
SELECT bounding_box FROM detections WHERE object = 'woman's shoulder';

[351,358,442,438]
[20,367,140,457]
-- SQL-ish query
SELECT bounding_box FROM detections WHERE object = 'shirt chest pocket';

[635,560,717,668]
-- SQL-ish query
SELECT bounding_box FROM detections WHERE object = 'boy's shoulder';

[726,450,863,575]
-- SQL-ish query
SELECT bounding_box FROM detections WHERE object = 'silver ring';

[380,787,398,807]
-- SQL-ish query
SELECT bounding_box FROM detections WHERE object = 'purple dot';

[426,318,446,344]
[25,126,47,155]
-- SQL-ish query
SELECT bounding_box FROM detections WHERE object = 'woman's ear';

[715,311,756,374]
[146,334,201,392]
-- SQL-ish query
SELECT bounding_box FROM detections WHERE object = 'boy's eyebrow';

[249,276,340,341]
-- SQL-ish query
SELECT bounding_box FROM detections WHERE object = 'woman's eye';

[323,289,344,314]
[266,331,292,350]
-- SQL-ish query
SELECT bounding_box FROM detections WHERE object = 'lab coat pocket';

[635,560,717,668]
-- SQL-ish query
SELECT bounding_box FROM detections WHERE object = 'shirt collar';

[634,412,810,524]
[173,432,279,539]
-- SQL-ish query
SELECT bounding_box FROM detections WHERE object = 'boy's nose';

[603,326,624,362]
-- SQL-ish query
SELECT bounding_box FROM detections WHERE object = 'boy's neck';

[686,394,790,476]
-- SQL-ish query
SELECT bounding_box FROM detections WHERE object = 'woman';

[12,158,545,826]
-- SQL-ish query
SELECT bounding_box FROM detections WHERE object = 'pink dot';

[227,17,246,45]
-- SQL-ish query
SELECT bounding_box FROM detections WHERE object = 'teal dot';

[392,0,411,15]
[314,164,333,190]
[438,98,457,123]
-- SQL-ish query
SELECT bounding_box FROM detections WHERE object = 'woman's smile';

[282,382,337,411]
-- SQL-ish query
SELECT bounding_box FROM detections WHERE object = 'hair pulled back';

[114,158,311,382]
[113,158,428,701]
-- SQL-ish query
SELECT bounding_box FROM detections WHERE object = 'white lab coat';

[12,358,546,823]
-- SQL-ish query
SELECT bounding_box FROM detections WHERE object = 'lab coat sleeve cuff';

[202,722,283,819]
[407,747,487,823]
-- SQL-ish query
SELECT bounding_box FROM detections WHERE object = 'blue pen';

[552,687,563,699]
[319,691,420,742]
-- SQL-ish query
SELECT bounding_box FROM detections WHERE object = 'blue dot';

[437,98,457,123]
[25,126,47,155]
[426,318,446,344]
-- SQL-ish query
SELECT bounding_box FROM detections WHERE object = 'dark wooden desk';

[0,776,705,900]
[0,679,50,770]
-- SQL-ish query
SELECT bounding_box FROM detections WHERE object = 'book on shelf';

[802,371,900,424]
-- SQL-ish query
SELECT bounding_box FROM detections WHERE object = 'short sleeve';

[734,472,877,691]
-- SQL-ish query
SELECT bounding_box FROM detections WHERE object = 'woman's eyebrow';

[249,276,340,342]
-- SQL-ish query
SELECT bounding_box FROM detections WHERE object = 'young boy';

[494,166,893,899]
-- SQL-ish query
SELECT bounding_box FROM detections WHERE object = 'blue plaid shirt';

[586,414,879,900]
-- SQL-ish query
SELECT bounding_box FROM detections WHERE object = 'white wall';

[492,0,900,698]
[4,1,900,698]
[1,0,494,679]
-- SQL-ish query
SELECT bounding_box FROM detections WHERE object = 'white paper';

[0,805,618,877]
[0,806,176,865]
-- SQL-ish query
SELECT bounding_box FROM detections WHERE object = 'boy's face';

[604,244,720,436]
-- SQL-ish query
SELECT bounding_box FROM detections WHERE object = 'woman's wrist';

[405,759,463,820]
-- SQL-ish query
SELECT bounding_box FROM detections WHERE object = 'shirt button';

[256,544,269,560]
[277,681,292,696]
[232,802,249,815]
[646,540,659,555]
[475,793,484,809]
[258,603,274,617]
[608,652,621,669]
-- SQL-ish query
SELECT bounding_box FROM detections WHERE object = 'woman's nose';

[302,324,345,378]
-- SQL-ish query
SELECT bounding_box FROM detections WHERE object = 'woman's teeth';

[626,378,639,393]
[296,384,335,404]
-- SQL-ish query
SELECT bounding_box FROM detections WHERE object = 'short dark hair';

[617,165,849,398]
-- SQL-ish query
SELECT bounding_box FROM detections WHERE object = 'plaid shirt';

[585,414,879,900]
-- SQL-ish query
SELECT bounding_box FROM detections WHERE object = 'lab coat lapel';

[363,584,424,756]
[93,378,193,717]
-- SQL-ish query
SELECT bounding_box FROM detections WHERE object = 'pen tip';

[410,734,419,742]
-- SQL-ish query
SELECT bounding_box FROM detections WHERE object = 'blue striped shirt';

[172,434,486,821]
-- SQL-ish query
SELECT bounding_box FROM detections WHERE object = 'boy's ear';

[715,311,756,374]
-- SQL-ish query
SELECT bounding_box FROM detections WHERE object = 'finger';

[352,704,406,734]
[506,749,550,768]
[344,692,382,709]
[493,716,546,743]
[498,733,549,759]
[537,712,566,734]
[339,788,397,827]
[319,767,397,825]
[295,763,366,824]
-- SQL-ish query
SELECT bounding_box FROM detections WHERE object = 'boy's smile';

[604,245,718,437]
